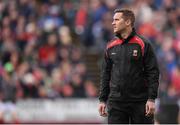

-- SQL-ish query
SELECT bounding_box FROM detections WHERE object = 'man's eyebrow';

[113,18,120,20]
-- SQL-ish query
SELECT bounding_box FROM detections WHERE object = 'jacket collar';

[115,28,136,43]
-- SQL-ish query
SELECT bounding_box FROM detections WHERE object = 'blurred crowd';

[0,0,180,123]
[0,0,99,101]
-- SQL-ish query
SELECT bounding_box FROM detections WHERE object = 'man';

[98,9,159,124]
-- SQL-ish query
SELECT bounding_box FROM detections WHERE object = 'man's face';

[112,12,127,34]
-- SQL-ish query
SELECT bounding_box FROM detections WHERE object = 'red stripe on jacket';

[106,39,123,49]
[106,36,145,56]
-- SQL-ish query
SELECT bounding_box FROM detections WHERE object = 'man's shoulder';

[135,34,151,45]
[135,34,155,55]
[106,37,123,50]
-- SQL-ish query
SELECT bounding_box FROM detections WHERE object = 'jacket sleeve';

[143,42,160,100]
[99,49,112,103]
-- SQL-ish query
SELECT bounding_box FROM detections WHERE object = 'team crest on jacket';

[133,50,138,56]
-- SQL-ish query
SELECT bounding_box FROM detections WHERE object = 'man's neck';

[120,27,133,40]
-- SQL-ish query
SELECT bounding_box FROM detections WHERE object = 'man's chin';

[114,30,118,34]
[115,32,121,38]
[114,32,120,35]
[114,30,121,34]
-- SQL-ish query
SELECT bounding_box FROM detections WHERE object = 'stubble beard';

[114,28,125,37]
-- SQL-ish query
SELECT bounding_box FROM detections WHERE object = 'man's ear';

[125,19,131,26]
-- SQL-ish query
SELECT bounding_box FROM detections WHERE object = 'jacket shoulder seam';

[106,38,123,50]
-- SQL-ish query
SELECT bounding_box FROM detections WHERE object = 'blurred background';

[0,0,179,124]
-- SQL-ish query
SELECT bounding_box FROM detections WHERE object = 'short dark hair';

[114,9,135,26]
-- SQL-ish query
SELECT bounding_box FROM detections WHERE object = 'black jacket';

[99,29,159,103]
